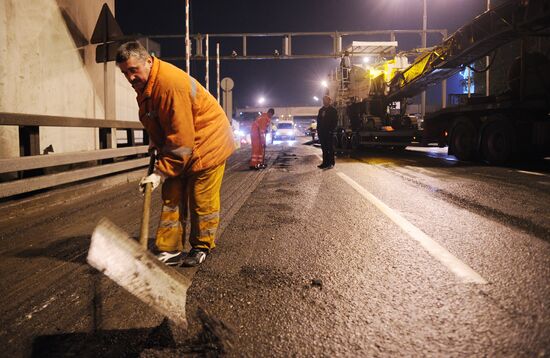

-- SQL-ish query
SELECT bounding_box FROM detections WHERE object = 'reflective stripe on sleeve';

[169,146,193,158]
[190,77,197,100]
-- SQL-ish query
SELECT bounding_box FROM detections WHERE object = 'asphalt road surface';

[0,138,548,357]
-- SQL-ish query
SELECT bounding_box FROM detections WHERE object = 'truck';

[327,0,550,164]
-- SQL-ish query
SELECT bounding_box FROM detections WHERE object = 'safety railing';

[0,112,148,199]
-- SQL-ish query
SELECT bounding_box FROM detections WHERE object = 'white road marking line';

[336,172,487,284]
[516,170,547,177]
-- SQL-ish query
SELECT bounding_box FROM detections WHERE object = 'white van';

[274,121,295,140]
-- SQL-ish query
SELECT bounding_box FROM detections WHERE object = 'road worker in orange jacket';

[116,41,235,267]
[249,108,274,169]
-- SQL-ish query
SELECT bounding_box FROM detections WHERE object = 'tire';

[350,133,360,150]
[342,133,351,149]
[481,121,515,165]
[450,118,478,161]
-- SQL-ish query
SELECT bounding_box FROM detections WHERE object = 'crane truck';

[328,0,550,164]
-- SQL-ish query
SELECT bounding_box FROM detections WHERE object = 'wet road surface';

[0,138,548,357]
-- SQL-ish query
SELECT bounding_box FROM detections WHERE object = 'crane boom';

[387,0,550,102]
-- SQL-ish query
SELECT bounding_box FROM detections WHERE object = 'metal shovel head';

[87,218,190,328]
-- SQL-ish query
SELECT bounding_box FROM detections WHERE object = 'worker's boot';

[181,248,208,267]
[156,251,183,266]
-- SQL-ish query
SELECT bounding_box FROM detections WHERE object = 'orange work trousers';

[250,130,266,167]
[155,163,225,252]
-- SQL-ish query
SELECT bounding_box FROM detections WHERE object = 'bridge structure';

[236,106,319,119]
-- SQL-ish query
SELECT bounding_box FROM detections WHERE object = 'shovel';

[87,151,191,328]
[139,149,157,249]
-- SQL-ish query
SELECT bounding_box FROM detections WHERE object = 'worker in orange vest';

[249,108,274,169]
[116,41,235,267]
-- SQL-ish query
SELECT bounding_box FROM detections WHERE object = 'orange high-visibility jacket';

[251,113,271,135]
[137,57,234,176]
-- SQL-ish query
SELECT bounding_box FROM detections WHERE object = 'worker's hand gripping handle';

[139,149,157,249]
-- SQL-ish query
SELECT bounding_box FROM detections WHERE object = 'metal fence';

[0,112,148,199]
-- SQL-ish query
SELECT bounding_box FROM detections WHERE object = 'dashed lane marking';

[515,170,547,177]
[336,171,488,285]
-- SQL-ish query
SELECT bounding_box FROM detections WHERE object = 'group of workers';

[248,95,337,170]
[115,40,338,268]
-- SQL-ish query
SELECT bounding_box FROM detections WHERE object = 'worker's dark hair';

[115,41,151,64]
[267,108,275,115]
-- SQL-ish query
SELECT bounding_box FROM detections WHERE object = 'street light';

[313,96,319,102]
[258,96,266,105]
[321,80,328,88]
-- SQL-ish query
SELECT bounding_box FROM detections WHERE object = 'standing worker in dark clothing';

[317,95,338,169]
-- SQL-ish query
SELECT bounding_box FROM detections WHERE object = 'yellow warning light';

[381,126,394,132]
[368,69,384,79]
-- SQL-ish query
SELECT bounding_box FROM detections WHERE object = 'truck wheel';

[351,133,360,150]
[481,121,515,165]
[450,118,477,161]
[341,134,350,149]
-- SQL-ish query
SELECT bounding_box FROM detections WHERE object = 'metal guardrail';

[0,112,147,199]
[0,112,144,129]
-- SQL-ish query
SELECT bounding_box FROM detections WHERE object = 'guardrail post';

[126,129,135,147]
[99,128,113,149]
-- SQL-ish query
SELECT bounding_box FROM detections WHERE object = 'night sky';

[115,0,487,110]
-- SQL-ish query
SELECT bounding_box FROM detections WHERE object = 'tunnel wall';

[0,0,138,159]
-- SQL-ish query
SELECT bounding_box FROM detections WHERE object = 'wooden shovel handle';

[139,150,157,249]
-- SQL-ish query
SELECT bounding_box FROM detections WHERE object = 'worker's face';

[118,56,152,92]
[323,96,331,107]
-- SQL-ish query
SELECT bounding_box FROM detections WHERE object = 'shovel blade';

[87,218,190,328]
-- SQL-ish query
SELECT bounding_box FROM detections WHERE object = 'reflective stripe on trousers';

[155,162,226,252]
[250,130,265,166]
